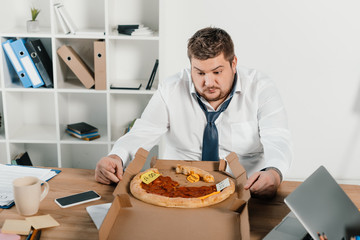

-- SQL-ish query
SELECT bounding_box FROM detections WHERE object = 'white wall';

[160,0,360,182]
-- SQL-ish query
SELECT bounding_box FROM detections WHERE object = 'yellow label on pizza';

[187,173,200,183]
[141,171,160,184]
[198,191,220,200]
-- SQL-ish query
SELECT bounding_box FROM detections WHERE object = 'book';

[110,83,142,90]
[12,152,32,166]
[124,119,136,134]
[56,4,78,34]
[67,132,101,141]
[117,24,142,33]
[25,39,53,88]
[146,59,159,90]
[54,3,70,34]
[66,128,99,138]
[0,164,60,208]
[67,122,98,134]
[117,24,154,36]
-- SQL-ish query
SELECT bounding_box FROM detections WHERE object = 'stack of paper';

[0,164,60,208]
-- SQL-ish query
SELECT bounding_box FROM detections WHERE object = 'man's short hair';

[187,27,235,64]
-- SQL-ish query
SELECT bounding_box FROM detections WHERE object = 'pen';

[34,229,42,240]
[26,229,34,240]
[29,229,39,240]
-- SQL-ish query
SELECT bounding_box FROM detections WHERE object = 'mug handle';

[40,181,49,202]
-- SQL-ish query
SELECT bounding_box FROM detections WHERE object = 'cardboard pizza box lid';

[100,148,251,240]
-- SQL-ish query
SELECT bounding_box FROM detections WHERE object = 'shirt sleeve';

[108,89,169,167]
[256,71,293,178]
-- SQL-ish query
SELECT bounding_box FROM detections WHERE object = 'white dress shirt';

[109,66,292,177]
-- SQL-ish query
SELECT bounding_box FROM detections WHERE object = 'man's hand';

[244,169,281,198]
[95,155,124,184]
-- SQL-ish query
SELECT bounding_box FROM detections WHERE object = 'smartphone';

[55,190,101,208]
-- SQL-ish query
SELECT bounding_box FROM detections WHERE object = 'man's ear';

[231,56,237,71]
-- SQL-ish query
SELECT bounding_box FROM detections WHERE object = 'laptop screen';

[284,166,360,239]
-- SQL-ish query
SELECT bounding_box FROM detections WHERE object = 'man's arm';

[245,71,292,197]
[95,84,170,184]
[95,154,124,184]
[108,89,169,168]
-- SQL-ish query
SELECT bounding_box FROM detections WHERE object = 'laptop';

[264,166,360,240]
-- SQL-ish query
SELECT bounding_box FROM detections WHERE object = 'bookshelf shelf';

[0,0,160,168]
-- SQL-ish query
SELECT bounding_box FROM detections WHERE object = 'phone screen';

[55,190,101,208]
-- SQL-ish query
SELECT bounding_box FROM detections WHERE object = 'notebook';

[0,164,60,209]
[264,166,360,240]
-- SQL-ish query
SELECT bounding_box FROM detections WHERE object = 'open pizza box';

[99,147,251,240]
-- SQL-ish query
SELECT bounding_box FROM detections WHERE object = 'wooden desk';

[1,168,360,240]
[0,168,115,240]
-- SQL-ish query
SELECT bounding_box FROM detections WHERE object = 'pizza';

[130,165,235,208]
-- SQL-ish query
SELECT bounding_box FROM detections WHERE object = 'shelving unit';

[0,0,160,168]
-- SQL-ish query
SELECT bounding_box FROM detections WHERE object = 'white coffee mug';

[13,176,49,216]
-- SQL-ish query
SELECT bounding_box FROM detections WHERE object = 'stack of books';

[66,122,100,141]
[117,24,154,36]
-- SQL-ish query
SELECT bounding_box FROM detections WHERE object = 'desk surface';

[1,168,360,240]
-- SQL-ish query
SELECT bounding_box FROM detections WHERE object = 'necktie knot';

[206,112,220,123]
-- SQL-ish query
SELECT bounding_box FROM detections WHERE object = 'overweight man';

[95,27,292,198]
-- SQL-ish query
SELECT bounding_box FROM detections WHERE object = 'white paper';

[86,203,111,229]
[0,164,57,206]
[216,178,231,192]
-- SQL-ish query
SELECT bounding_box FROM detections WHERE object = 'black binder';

[25,39,53,88]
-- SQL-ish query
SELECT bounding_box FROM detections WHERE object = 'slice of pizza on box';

[99,148,251,240]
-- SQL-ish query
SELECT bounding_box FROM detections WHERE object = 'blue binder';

[1,39,32,88]
[10,39,44,88]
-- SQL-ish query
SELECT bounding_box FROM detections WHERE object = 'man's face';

[191,53,237,109]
